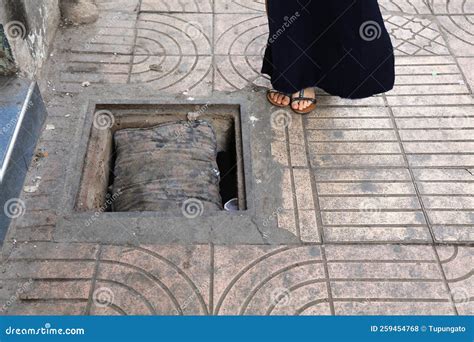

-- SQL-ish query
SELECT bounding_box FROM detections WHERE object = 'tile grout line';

[126,0,143,83]
[211,0,216,92]
[383,94,435,242]
[85,244,102,315]
[301,115,325,243]
[284,125,302,241]
[301,114,335,314]
[209,242,215,315]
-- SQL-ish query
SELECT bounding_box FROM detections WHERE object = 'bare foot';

[269,91,290,106]
[291,88,316,112]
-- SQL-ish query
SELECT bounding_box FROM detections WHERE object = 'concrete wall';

[0,0,60,78]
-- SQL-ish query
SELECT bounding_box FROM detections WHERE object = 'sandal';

[267,89,291,108]
[291,88,317,115]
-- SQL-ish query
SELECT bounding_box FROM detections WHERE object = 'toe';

[282,96,290,106]
[292,101,299,110]
[277,94,284,104]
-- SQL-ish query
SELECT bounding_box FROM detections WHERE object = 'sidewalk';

[0,0,473,315]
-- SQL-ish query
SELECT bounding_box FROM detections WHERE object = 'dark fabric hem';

[261,69,395,100]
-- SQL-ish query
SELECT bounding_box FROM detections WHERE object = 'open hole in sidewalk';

[75,103,246,214]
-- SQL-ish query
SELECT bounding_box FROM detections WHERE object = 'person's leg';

[265,0,290,107]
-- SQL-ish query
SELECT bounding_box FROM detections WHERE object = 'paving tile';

[53,52,131,92]
[306,118,393,130]
[379,0,432,14]
[457,57,474,91]
[214,55,264,91]
[323,226,431,243]
[309,107,390,118]
[385,15,449,56]
[59,12,137,54]
[298,210,320,243]
[316,95,385,107]
[215,0,265,13]
[326,245,456,315]
[5,302,87,315]
[311,154,406,169]
[292,169,314,210]
[136,13,213,55]
[7,242,99,260]
[214,14,267,55]
[388,56,472,105]
[435,15,474,56]
[96,0,140,12]
[317,182,416,196]
[310,142,401,154]
[141,0,213,13]
[400,129,474,141]
[437,246,474,314]
[213,245,330,315]
[388,95,474,106]
[91,245,211,315]
[0,242,97,315]
[322,211,426,226]
[314,169,413,182]
[319,196,421,211]
[130,55,213,96]
[392,106,472,118]
[396,116,474,129]
[306,129,397,142]
[430,0,474,14]
[270,141,288,166]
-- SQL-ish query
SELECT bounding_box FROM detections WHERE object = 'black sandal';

[267,89,291,108]
[291,89,317,114]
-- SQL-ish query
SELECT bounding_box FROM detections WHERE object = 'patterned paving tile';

[213,245,331,315]
[0,243,211,315]
[215,0,265,13]
[436,15,474,56]
[141,0,213,13]
[91,245,211,315]
[437,246,474,315]
[379,0,432,14]
[214,13,267,55]
[129,55,213,95]
[430,0,474,14]
[385,14,450,56]
[0,242,466,315]
[136,13,213,55]
[326,245,456,315]
[214,55,268,91]
[0,242,98,315]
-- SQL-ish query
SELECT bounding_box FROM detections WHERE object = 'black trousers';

[262,0,395,99]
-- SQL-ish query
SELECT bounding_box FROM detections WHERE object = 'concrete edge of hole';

[53,87,295,245]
